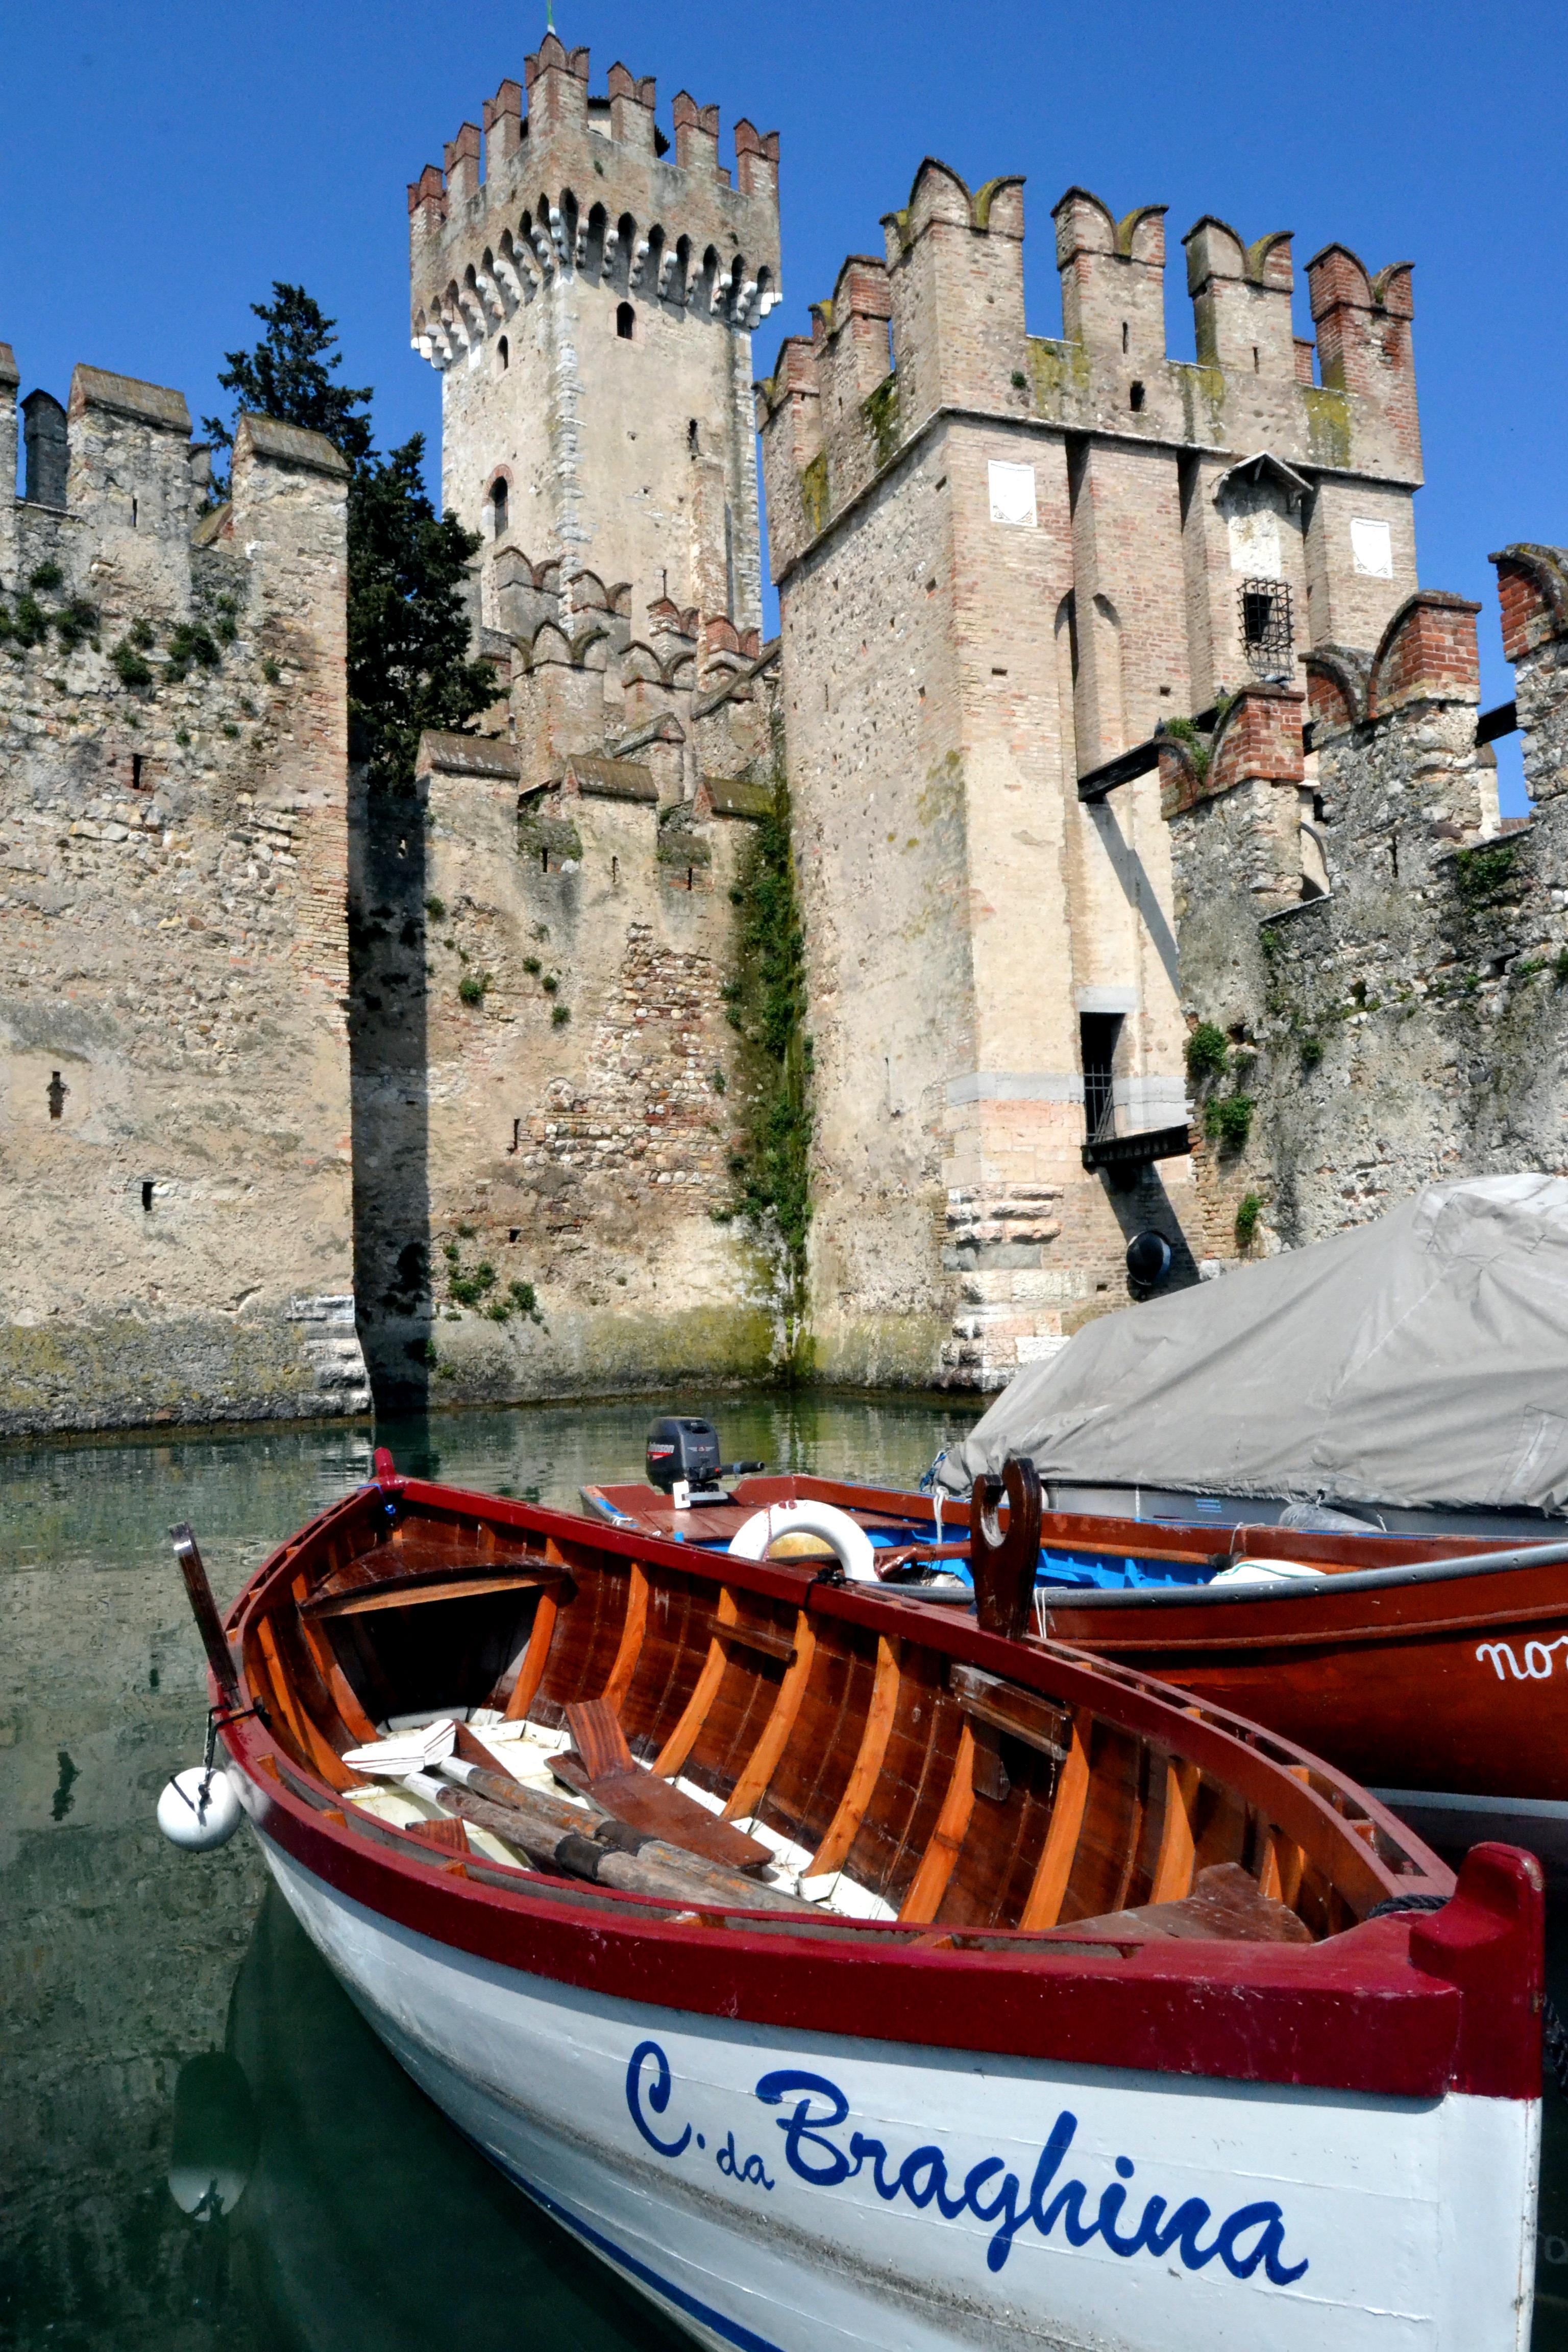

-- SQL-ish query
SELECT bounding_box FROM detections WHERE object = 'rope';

[1363,1892,1451,1920]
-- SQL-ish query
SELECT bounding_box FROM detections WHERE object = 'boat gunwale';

[208,1468,1543,2102]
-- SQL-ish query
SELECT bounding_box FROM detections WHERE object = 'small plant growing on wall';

[1299,1033,1324,1072]
[457,972,489,1007]
[1205,1093,1254,1154]
[1185,1021,1229,1085]
[1235,1190,1265,1251]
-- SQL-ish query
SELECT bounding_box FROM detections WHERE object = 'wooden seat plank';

[566,1697,772,1871]
[303,1568,558,1621]
[1052,1861,1312,1946]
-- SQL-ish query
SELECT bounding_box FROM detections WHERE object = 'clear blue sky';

[4,1,1562,810]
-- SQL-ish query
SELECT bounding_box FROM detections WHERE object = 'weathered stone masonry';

[0,353,368,1435]
[1169,558,1568,1251]
[758,160,1424,1386]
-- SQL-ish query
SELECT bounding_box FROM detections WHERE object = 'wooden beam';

[302,1569,555,1620]
[600,1563,649,1713]
[806,1634,901,1878]
[1018,1711,1092,1930]
[1148,1758,1199,1905]
[653,1589,740,1778]
[504,1586,560,1722]
[722,1613,817,1823]
[898,1724,977,1924]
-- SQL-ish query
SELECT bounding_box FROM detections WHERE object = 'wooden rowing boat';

[584,1462,1568,1867]
[173,1449,1544,2352]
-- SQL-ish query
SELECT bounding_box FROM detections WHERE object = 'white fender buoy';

[1209,1559,1328,1586]
[157,1765,243,1852]
[727,1501,879,1584]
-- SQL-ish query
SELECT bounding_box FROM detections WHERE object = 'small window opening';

[687,419,699,453]
[611,854,619,884]
[491,479,508,540]
[541,847,550,873]
[131,496,138,529]
[131,753,146,790]
[685,866,694,890]
[498,334,509,371]
[616,302,635,340]
[508,1226,521,1242]
[141,1180,154,1211]
[1252,345,1260,373]
[1129,380,1145,412]
[1390,829,1399,878]
[509,1121,521,1155]
[1313,793,1326,825]
[1080,1014,1122,1146]
[1239,577,1294,680]
[1121,321,1129,354]
[887,317,896,372]
[47,1070,67,1121]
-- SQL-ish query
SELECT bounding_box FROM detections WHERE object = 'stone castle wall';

[1169,557,1568,1255]
[757,157,1425,1385]
[0,352,368,1436]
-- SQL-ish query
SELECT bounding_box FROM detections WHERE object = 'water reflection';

[0,1389,974,2351]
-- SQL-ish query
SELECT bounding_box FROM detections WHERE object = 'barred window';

[1239,577,1293,679]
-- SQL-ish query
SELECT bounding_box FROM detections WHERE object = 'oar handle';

[170,1523,241,1705]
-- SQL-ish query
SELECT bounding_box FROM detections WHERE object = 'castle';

[3,36,1564,1436]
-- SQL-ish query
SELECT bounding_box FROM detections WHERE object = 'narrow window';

[131,496,138,528]
[1390,829,1399,877]
[616,302,635,340]
[1080,1014,1122,1145]
[47,1070,67,1121]
[1129,381,1145,412]
[1239,578,1294,679]
[131,753,145,790]
[1121,321,1129,354]
[541,847,549,873]
[141,1180,154,1210]
[685,866,694,890]
[687,419,699,454]
[508,1226,521,1242]
[1252,345,1260,373]
[509,1120,521,1154]
[491,479,508,539]
[498,334,509,371]
[1313,793,1326,825]
[611,854,619,884]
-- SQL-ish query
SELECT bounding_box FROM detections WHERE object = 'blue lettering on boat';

[626,2044,1308,2284]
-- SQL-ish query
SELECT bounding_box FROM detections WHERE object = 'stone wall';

[757,153,1427,1385]
[1169,560,1568,1254]
[0,354,368,1435]
[349,648,785,1409]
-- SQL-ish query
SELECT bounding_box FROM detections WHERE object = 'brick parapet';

[1493,545,1568,807]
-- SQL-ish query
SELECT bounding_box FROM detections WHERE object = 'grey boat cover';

[942,1174,1568,1517]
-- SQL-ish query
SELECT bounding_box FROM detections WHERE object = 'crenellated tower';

[408,34,780,643]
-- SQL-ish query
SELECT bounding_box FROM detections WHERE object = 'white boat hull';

[261,1834,1539,2352]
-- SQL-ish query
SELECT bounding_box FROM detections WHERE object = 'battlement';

[757,158,1421,581]
[408,34,781,371]
[1,349,347,632]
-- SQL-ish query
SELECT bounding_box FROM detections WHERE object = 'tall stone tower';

[408,33,780,641]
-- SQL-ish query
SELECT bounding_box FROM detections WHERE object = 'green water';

[0,1390,974,2351]
[4,1386,1568,2350]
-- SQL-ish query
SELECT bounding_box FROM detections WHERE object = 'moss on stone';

[1027,336,1091,411]
[517,810,583,863]
[1303,387,1352,471]
[800,450,830,538]
[862,373,901,470]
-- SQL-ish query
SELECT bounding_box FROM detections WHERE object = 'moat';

[5,1385,1568,2350]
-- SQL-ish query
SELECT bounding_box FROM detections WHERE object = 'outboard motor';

[647,1417,722,1494]
[646,1418,765,1507]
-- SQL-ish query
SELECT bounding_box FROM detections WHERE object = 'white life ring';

[727,1501,879,1584]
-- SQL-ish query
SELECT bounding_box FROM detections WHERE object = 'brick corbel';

[1158,684,1304,819]
[1366,591,1480,719]
[1492,544,1568,665]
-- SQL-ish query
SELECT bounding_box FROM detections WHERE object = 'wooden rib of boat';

[186,1451,1544,2352]
[584,1466,1568,1864]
